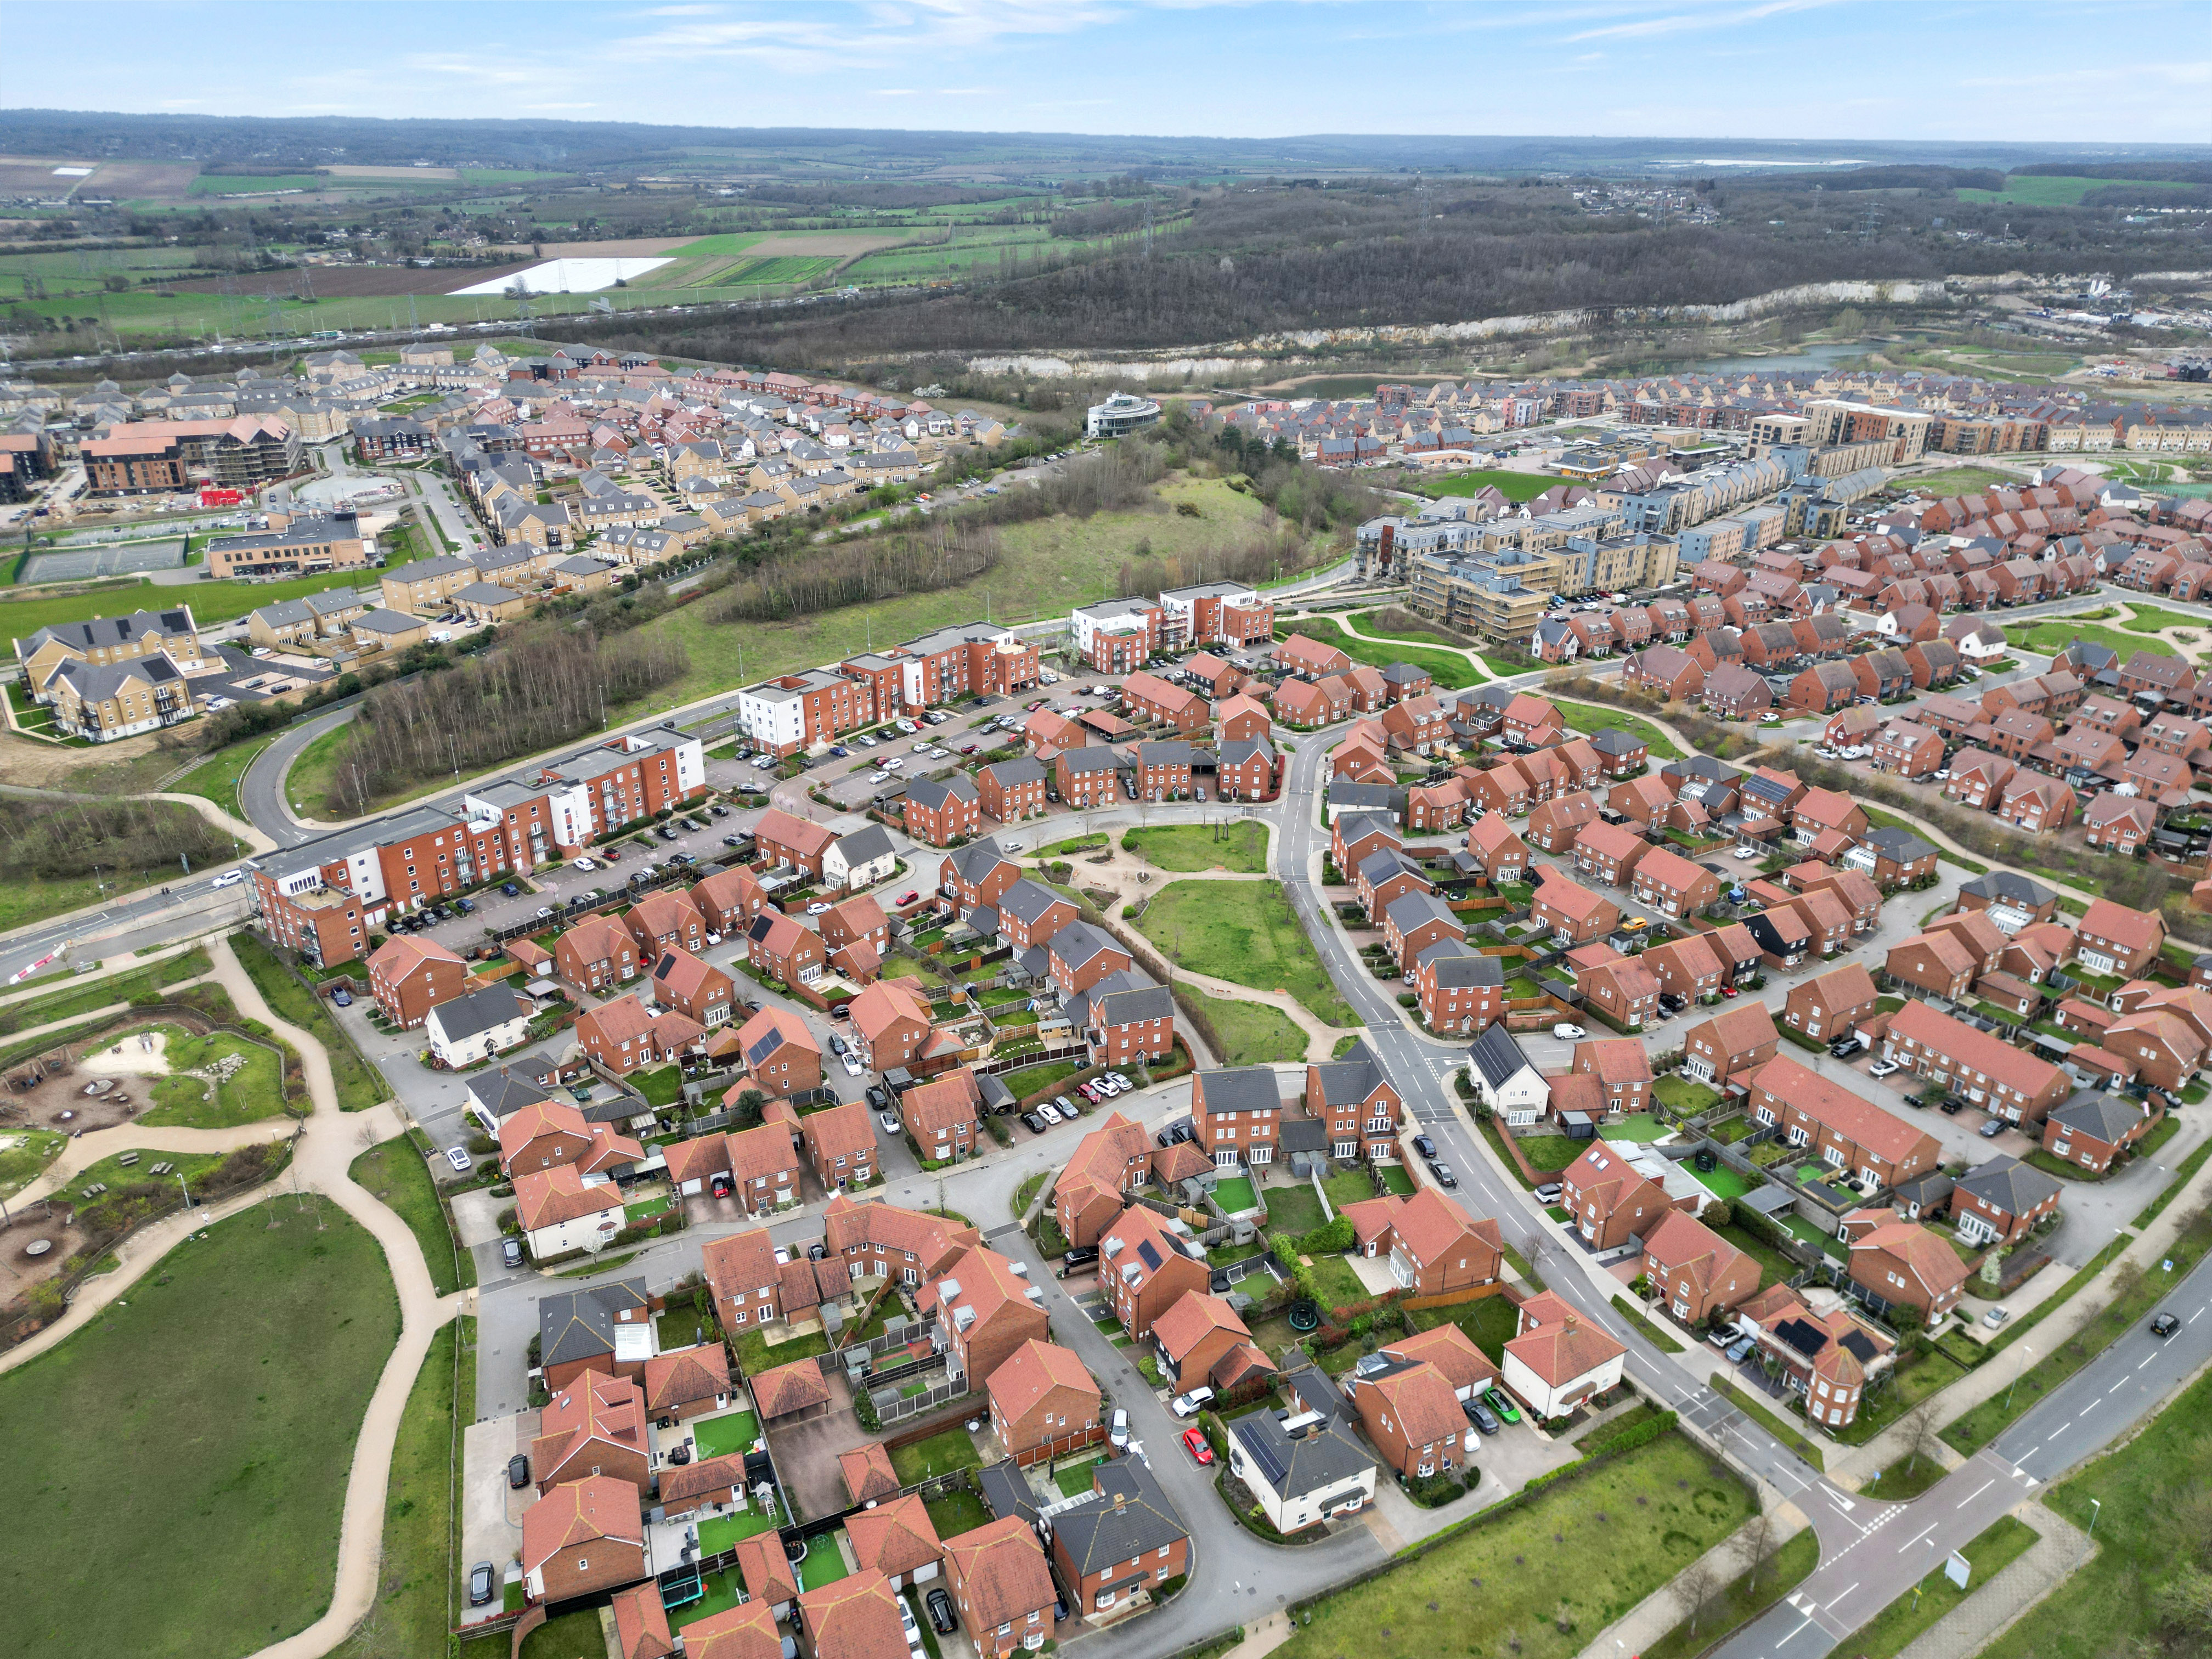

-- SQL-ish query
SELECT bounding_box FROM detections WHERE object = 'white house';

[425,984,532,1068]
[1500,1291,1627,1420]
[1225,1408,1376,1535]
[824,823,898,891]
[1466,1025,1550,1127]
[514,1165,624,1260]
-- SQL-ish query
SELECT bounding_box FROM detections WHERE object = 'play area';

[3,1020,283,1135]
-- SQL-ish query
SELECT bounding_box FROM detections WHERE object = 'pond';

[1685,340,1880,374]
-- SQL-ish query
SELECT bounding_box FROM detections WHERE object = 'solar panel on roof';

[1136,1240,1163,1271]
[1233,1418,1288,1489]
[1839,1330,1878,1363]
[744,1030,783,1068]
[1774,1317,1827,1359]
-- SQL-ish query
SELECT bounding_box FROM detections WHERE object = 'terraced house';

[1746,1056,1941,1187]
[1881,1002,2071,1128]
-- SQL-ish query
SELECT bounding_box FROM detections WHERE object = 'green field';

[0,1127,69,1197]
[1274,613,1483,690]
[2117,604,2207,636]
[890,1426,980,1486]
[671,232,770,257]
[1904,466,2027,496]
[1959,174,2204,206]
[1181,984,1310,1064]
[1124,821,1271,873]
[2016,620,2177,665]
[190,173,326,195]
[167,731,280,820]
[349,1136,471,1297]
[139,1024,288,1128]
[1556,698,1686,760]
[232,930,391,1112]
[1134,878,1358,1026]
[1274,1433,1752,1659]
[1414,469,1562,503]
[0,1201,398,1659]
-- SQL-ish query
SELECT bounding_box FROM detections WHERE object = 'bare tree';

[1901,1404,1943,1476]
[1741,1508,1780,1595]
[1675,1556,1723,1636]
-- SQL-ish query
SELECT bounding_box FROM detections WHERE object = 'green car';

[1484,1387,1521,1424]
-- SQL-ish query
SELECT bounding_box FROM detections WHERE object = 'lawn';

[631,1064,686,1107]
[1414,469,1561,504]
[1513,1134,1584,1172]
[697,1510,781,1553]
[1555,699,1687,761]
[924,1486,992,1539]
[1408,1293,1522,1361]
[140,1025,289,1129]
[1376,1164,1415,1196]
[1306,1253,1369,1312]
[1123,821,1271,873]
[1133,879,1358,1026]
[731,1322,830,1376]
[1599,1112,1668,1142]
[348,1136,471,1297]
[1212,1173,1260,1213]
[1183,984,1310,1064]
[1611,1294,1687,1354]
[1652,1074,1721,1116]
[2016,619,2175,665]
[667,1567,747,1632]
[166,731,281,821]
[329,1317,471,1659]
[0,1201,398,1659]
[1639,1528,1819,1659]
[693,1410,761,1460]
[2117,603,2208,637]
[998,1058,1083,1098]
[890,1426,981,1486]
[1841,1515,2040,1659]
[231,931,390,1111]
[1273,1432,1753,1659]
[1275,614,1482,690]
[1690,1163,1753,1201]
[0,1127,68,1197]
[1262,1181,1327,1237]
[1054,1454,1108,1498]
[519,1609,614,1658]
[1983,1367,2212,1659]
[794,1536,852,1591]
[1712,1221,1798,1290]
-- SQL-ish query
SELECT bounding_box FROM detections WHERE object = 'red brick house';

[1190,1065,1283,1170]
[626,889,710,958]
[1571,819,1651,888]
[1881,1001,2070,1128]
[731,1005,821,1094]
[1846,1220,1967,1319]
[742,912,825,987]
[1871,720,1944,780]
[1950,1155,2062,1247]
[1679,1002,1779,1087]
[1054,1111,1154,1248]
[977,755,1050,822]
[1120,670,1208,732]
[1573,1037,1654,1115]
[2042,1093,2163,1175]
[691,865,770,936]
[902,773,983,847]
[556,915,642,996]
[1640,1210,1759,1325]
[1527,791,1599,855]
[1530,875,1620,946]
[944,1519,1059,1656]
[985,1336,1102,1465]
[799,1100,877,1193]
[1746,1055,1941,1184]
[646,946,735,1028]
[1781,962,1879,1042]
[1575,947,1661,1031]
[900,1069,984,1164]
[521,1475,645,1604]
[1629,845,1720,919]
[1347,1358,1470,1480]
[1098,1202,1209,1336]
[849,977,934,1070]
[576,994,705,1075]
[367,934,468,1029]
[1558,1142,1669,1250]
[753,808,837,879]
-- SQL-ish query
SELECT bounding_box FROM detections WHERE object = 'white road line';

[1825,1582,1861,1611]
[1960,1479,1995,1505]
[2138,1356,2155,1370]
[1900,1525,1939,1551]
[1778,1615,1818,1645]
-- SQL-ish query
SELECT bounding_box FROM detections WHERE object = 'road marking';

[1900,1525,1938,1552]
[2138,1356,2155,1370]
[1824,1582,1860,1610]
[1960,1479,1994,1505]
[1778,1615,1818,1645]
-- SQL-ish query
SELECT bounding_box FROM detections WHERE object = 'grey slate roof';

[1959,872,2054,909]
[538,1278,652,1368]
[1000,878,1070,930]
[979,755,1046,788]
[467,1067,552,1121]
[1048,920,1124,973]
[1231,1409,1376,1501]
[1862,825,1937,863]
[1356,848,1428,890]
[1050,1457,1189,1577]
[1308,1042,1386,1107]
[1955,1154,2061,1220]
[1199,1065,1283,1115]
[1329,781,1401,816]
[1384,892,1462,936]
[1418,938,1504,986]
[1093,979,1175,1029]
[904,773,977,810]
[2046,1093,2151,1145]
[1467,1023,1534,1090]
[1336,811,1400,848]
[428,984,525,1043]
[945,839,1012,882]
[833,823,895,866]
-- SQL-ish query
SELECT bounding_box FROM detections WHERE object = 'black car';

[1054,1594,1069,1623]
[1412,1133,1437,1159]
[1428,1161,1459,1189]
[2151,1312,2180,1338]
[1021,1111,1049,1135]
[501,1236,523,1268]
[506,1455,529,1488]
[1940,1097,1965,1115]
[469,1561,495,1607]
[1061,1245,1100,1274]
[926,1587,957,1634]
[808,1242,827,1261]
[709,803,730,817]
[657,823,679,840]
[1464,1397,1500,1435]
[866,1085,893,1111]
[724,834,747,848]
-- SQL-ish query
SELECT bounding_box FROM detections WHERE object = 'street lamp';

[2087,1497,2101,1539]
[2005,1346,2030,1413]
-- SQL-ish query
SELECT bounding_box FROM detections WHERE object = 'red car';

[1181,1427,1213,1465]
[1721,984,1740,998]
[896,890,919,906]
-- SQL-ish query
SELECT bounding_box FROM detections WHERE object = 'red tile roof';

[1504,1291,1627,1387]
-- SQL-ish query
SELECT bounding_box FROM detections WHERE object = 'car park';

[1036,1103,1063,1126]
[1054,1095,1080,1119]
[1107,1071,1132,1092]
[572,857,597,872]
[455,898,476,913]
[502,882,522,896]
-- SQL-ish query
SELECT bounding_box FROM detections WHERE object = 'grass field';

[1276,613,1483,690]
[1182,984,1310,1064]
[1555,698,1686,760]
[1414,469,1561,503]
[1273,1432,1752,1659]
[0,553,414,639]
[1983,1367,2212,1659]
[890,1426,980,1486]
[0,1201,398,1659]
[232,930,391,1111]
[1133,878,1358,1026]
[1640,1528,1819,1659]
[167,730,280,820]
[349,1136,471,1297]
[1124,821,1270,873]
[2016,619,2177,664]
[1213,1173,1259,1213]
[1959,174,2204,206]
[2117,603,2207,636]
[329,1317,470,1659]
[140,1025,287,1128]
[1903,465,2027,497]
[286,720,356,814]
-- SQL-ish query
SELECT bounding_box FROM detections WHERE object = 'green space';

[1556,699,1687,761]
[330,1317,471,1659]
[1122,821,1270,873]
[0,796,249,933]
[1945,1200,2210,1454]
[1054,1454,1109,1498]
[697,1510,781,1553]
[924,1486,992,1539]
[2116,603,2207,636]
[1273,1432,1752,1659]
[1690,1163,1754,1201]
[1983,1367,2212,1659]
[1133,878,1358,1026]
[1611,1294,1687,1353]
[1376,1163,1416,1196]
[1511,1134,1584,1172]
[167,731,280,820]
[232,931,391,1111]
[284,722,355,816]
[1305,1252,1369,1311]
[1959,174,2204,206]
[1639,1528,1820,1659]
[1183,984,1310,1065]
[1212,1173,1259,1214]
[0,1127,69,1198]
[999,1058,1083,1098]
[1275,614,1482,690]
[1865,1444,1951,1500]
[2015,619,2173,665]
[1599,1112,1668,1143]
[1653,1076,1723,1116]
[518,1609,611,1658]
[890,1426,981,1486]
[0,554,414,639]
[1261,1181,1326,1237]
[1904,465,2030,496]
[1712,1221,1798,1290]
[2134,1136,2212,1227]
[348,1136,471,1297]
[1841,1515,2040,1659]
[1408,1291,1521,1361]
[731,1322,829,1376]
[794,1539,851,1592]
[1413,469,1562,504]
[0,1201,398,1659]
[140,1025,287,1129]
[1348,610,1464,648]
[1711,1375,1826,1470]
[692,1410,761,1460]
[0,944,212,1041]
[665,1567,746,1633]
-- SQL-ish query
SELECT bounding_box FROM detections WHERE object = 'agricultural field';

[1957,174,2205,206]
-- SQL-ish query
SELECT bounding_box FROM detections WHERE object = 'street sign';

[1944,1552,1971,1590]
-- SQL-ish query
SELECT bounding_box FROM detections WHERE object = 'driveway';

[460,1413,537,1584]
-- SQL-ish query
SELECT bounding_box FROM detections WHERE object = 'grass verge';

[1839,1515,2039,1659]
[1133,878,1358,1025]
[1123,821,1271,873]
[1611,1294,1687,1353]
[1638,1528,1820,1659]
[349,1136,473,1296]
[232,930,390,1111]
[1180,983,1311,1064]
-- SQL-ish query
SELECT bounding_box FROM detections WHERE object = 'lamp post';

[2005,1346,2030,1413]
[2087,1497,2101,1539]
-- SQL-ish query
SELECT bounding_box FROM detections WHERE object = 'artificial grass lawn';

[890,1426,981,1486]
[139,1025,287,1129]
[1639,1528,1820,1659]
[232,931,390,1111]
[1134,878,1359,1026]
[348,1135,470,1297]
[1598,1112,1668,1142]
[329,1318,471,1659]
[794,1536,852,1590]
[1261,1181,1327,1237]
[1123,821,1270,873]
[1555,698,1687,761]
[1212,1173,1259,1214]
[1054,1454,1108,1498]
[1,1201,398,1659]
[1273,1432,1753,1659]
[698,1510,781,1553]
[668,1567,746,1632]
[924,1486,993,1539]
[1409,1293,1522,1361]
[692,1410,761,1459]
[1184,984,1310,1065]
[1843,1516,2040,1659]
[1983,1367,2212,1659]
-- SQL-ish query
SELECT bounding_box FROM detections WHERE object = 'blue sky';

[10,1,2210,145]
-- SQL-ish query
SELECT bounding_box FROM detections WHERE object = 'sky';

[8,1,2211,146]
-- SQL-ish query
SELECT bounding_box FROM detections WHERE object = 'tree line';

[319,624,687,815]
[1,797,239,885]
[702,520,1002,625]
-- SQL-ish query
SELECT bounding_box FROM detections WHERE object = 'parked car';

[501,882,521,896]
[444,1146,472,1173]
[1551,1023,1587,1040]
[502,1238,523,1269]
[1054,1095,1080,1119]
[1483,1387,1521,1424]
[1107,1071,1133,1092]
[842,1053,864,1078]
[1427,1161,1459,1189]
[1036,1103,1064,1126]
[1109,1408,1130,1448]
[807,901,834,916]
[331,987,353,1007]
[468,1562,495,1608]
[1181,1426,1215,1465]
[1171,1386,1215,1418]
[1724,1334,1757,1363]
[925,1587,957,1634]
[1412,1133,1436,1159]
[1060,1244,1100,1274]
[1732,844,1758,859]
[1464,1397,1500,1435]
[1867,1058,1901,1079]
[1982,1307,2012,1329]
[896,890,919,906]
[1022,1111,1050,1136]
[879,1111,904,1136]
[1978,1116,2006,1138]
[507,1454,531,1488]
[573,857,597,872]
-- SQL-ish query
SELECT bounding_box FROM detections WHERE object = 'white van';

[1109,1408,1130,1448]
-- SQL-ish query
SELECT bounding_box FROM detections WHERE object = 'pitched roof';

[1467,1023,1534,1090]
[1360,1358,1466,1449]
[944,1517,1056,1629]
[845,1492,943,1579]
[520,1473,642,1575]
[798,1570,907,1659]
[1049,1457,1189,1572]
[1150,1290,1253,1363]
[1954,1154,2062,1220]
[839,1442,902,1506]
[751,1357,832,1418]
[1749,1053,1931,1165]
[681,1599,782,1659]
[1503,1290,1627,1386]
